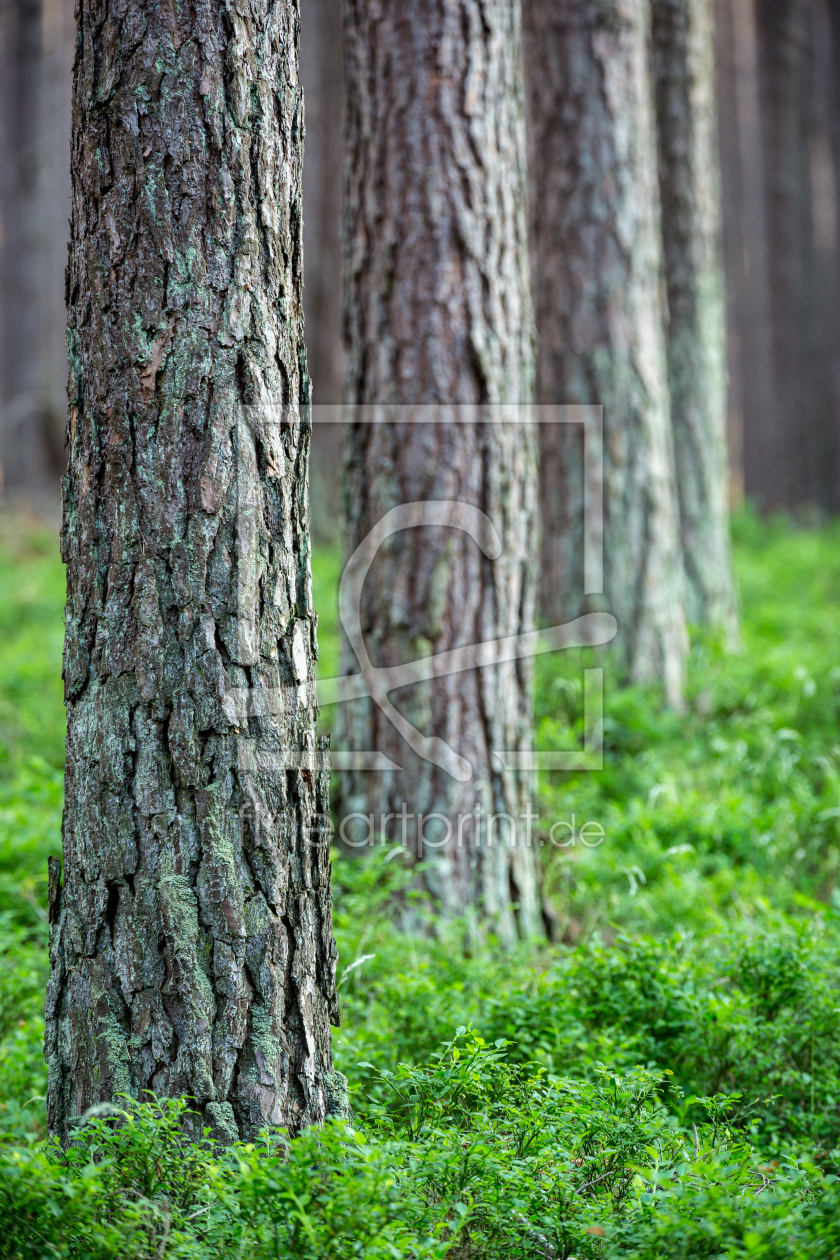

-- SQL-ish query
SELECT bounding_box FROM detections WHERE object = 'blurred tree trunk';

[340,0,545,942]
[523,0,687,704]
[300,0,344,541]
[716,0,779,509]
[46,0,342,1144]
[824,0,840,506]
[651,0,739,640]
[753,0,836,510]
[714,0,746,504]
[0,0,72,499]
[301,0,344,407]
[721,0,840,512]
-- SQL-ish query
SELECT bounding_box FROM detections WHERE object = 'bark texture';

[340,0,544,942]
[523,0,687,703]
[651,0,739,638]
[0,0,73,496]
[46,0,341,1145]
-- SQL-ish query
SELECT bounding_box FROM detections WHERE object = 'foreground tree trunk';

[340,0,544,942]
[46,0,342,1144]
[523,0,687,704]
[651,0,739,640]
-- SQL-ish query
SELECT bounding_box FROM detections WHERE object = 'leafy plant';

[1,510,840,1253]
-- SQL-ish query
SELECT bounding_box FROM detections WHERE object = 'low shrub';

[2,1036,839,1258]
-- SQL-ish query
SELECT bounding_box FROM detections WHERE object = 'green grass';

[1,507,840,1254]
[311,540,342,689]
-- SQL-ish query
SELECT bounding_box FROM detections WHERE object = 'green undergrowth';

[331,856,840,1154]
[0,507,839,1254]
[2,1039,840,1258]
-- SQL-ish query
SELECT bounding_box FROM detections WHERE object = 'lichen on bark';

[46,0,341,1143]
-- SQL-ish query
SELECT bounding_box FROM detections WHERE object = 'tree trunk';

[716,0,779,510]
[339,0,544,943]
[37,0,75,479]
[300,0,343,408]
[300,0,344,541]
[714,0,746,505]
[0,0,70,497]
[735,0,840,512]
[824,0,840,506]
[46,0,342,1144]
[523,0,687,704]
[754,0,819,508]
[650,0,739,639]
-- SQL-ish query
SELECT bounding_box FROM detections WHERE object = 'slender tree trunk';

[339,0,544,943]
[824,0,840,506]
[708,0,840,514]
[300,0,344,541]
[523,0,687,704]
[720,0,840,514]
[301,0,343,407]
[755,0,816,508]
[800,0,840,511]
[46,0,342,1144]
[651,0,739,639]
[0,0,67,495]
[719,0,780,510]
[714,0,746,505]
[37,0,75,474]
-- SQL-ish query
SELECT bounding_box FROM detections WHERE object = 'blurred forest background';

[3,0,840,522]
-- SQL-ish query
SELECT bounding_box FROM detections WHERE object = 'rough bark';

[300,0,343,541]
[523,0,687,704]
[651,0,739,639]
[46,0,342,1145]
[0,0,72,496]
[339,0,544,943]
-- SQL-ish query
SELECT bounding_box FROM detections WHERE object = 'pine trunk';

[716,0,779,509]
[0,0,69,495]
[755,0,821,508]
[339,0,544,943]
[300,0,343,407]
[37,0,76,480]
[733,0,840,512]
[46,0,342,1144]
[651,0,739,639]
[523,0,687,704]
[300,0,344,539]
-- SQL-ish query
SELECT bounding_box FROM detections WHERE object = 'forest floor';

[1,508,839,1256]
